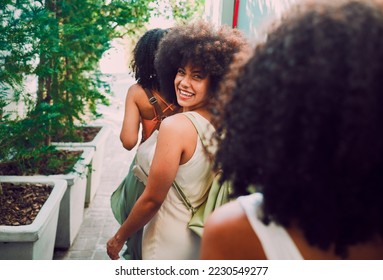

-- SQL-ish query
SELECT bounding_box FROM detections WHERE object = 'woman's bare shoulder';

[204,200,247,234]
[126,84,155,115]
[159,113,193,132]
[200,199,267,259]
[128,83,143,92]
[127,83,145,98]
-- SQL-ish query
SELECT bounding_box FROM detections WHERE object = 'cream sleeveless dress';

[136,111,216,260]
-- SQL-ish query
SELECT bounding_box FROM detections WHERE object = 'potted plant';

[0,177,67,260]
[0,0,205,255]
[52,124,111,207]
[0,144,95,249]
[33,146,95,249]
[0,0,155,211]
[0,0,154,249]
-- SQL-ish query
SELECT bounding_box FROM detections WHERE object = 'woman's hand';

[107,235,125,260]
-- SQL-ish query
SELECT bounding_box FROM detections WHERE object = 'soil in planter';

[52,126,101,142]
[0,150,82,176]
[0,128,94,225]
[0,182,52,226]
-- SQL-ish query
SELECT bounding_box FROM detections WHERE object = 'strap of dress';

[238,193,304,260]
[155,92,177,115]
[170,112,216,214]
[143,88,164,121]
[183,112,209,149]
[183,112,215,162]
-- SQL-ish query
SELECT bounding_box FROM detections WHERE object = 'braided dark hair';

[131,28,168,90]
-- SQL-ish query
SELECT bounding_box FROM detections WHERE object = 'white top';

[238,193,304,260]
[136,111,216,259]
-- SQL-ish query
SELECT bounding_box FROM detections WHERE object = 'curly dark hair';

[154,20,250,108]
[216,0,383,258]
[131,28,168,90]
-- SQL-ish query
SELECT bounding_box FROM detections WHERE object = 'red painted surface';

[233,0,240,28]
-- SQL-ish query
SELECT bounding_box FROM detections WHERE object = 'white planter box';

[32,147,94,249]
[53,124,110,207]
[0,177,67,260]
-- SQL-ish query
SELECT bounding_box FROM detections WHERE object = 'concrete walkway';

[53,74,135,260]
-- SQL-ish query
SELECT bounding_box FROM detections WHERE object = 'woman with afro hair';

[107,20,250,260]
[110,28,180,260]
[201,0,383,260]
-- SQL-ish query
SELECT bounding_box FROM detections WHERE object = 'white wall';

[237,0,296,43]
[204,0,235,27]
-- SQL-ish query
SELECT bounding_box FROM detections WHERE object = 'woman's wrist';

[114,232,126,244]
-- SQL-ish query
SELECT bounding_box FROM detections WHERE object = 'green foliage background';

[0,0,204,175]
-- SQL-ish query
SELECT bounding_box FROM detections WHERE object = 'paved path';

[53,74,135,260]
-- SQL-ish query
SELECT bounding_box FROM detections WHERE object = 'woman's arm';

[120,84,141,150]
[107,116,188,259]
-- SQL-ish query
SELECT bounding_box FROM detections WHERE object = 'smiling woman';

[106,20,250,260]
[174,63,210,110]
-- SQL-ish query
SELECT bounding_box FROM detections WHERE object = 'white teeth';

[180,90,193,97]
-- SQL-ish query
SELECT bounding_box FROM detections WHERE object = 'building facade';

[205,0,297,44]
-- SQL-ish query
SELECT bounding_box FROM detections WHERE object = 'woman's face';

[174,62,210,110]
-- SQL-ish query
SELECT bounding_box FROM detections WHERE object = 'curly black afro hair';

[131,28,168,90]
[154,20,250,108]
[216,0,383,258]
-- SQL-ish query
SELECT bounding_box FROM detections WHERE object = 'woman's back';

[137,112,216,259]
[139,88,178,141]
[120,83,178,149]
[202,194,383,260]
[120,28,178,150]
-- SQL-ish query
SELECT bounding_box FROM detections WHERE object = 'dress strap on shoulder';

[182,111,217,161]
[238,194,304,260]
[144,88,178,121]
[143,88,164,121]
[153,91,178,114]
